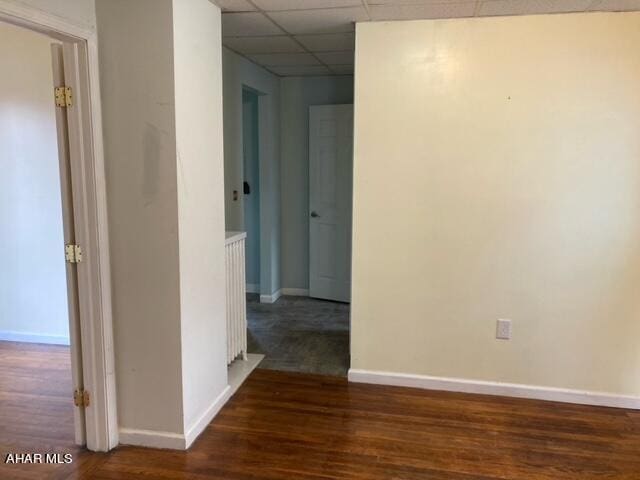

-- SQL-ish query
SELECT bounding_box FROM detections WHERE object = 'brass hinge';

[54,86,73,107]
[65,244,83,264]
[73,389,90,408]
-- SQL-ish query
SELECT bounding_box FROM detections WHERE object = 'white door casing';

[309,104,354,303]
[0,0,118,451]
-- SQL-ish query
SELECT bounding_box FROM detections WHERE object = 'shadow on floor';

[246,294,350,376]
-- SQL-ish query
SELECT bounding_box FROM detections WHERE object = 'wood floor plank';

[1,341,639,479]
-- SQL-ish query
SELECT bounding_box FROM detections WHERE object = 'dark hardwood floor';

[2,340,640,479]
[0,341,83,479]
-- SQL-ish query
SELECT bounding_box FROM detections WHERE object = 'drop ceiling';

[215,0,640,76]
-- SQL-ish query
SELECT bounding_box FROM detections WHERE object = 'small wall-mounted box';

[496,319,512,340]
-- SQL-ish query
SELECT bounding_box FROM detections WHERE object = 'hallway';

[246,294,350,376]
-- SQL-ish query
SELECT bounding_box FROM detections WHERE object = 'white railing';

[225,231,248,365]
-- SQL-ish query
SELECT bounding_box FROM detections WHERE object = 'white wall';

[280,76,353,290]
[172,0,228,437]
[223,48,281,297]
[352,12,640,398]
[0,21,69,345]
[97,0,229,446]
[97,0,184,435]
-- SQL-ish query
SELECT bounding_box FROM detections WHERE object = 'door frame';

[241,87,261,296]
[0,1,118,452]
[237,82,279,303]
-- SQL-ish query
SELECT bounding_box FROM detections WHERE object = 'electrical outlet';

[496,319,512,340]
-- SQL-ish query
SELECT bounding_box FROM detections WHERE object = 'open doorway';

[242,88,261,295]
[0,4,117,457]
[222,49,354,378]
[245,102,353,376]
[0,21,82,471]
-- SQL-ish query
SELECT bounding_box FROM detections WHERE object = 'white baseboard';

[0,331,70,346]
[246,283,259,294]
[119,428,186,450]
[260,289,282,304]
[228,353,264,397]
[184,385,231,448]
[281,288,309,296]
[120,385,232,450]
[348,369,640,410]
[259,288,309,301]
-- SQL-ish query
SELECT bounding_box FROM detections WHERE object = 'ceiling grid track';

[360,0,372,19]
[472,0,483,17]
[247,0,338,75]
[243,0,357,76]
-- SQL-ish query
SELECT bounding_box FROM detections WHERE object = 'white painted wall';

[172,0,229,437]
[280,76,353,290]
[96,0,184,435]
[97,0,229,446]
[223,48,281,297]
[0,21,69,345]
[352,13,640,398]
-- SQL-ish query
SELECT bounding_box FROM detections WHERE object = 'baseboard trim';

[184,385,231,448]
[0,331,70,346]
[119,385,233,450]
[260,289,282,304]
[228,353,264,397]
[119,428,186,450]
[246,283,259,294]
[348,369,640,410]
[281,288,309,296]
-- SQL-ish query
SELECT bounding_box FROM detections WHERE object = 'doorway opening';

[246,103,353,376]
[222,51,355,379]
[0,3,117,454]
[0,21,82,471]
[242,88,261,296]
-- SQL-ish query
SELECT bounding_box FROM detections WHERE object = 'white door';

[309,104,353,303]
[51,43,86,446]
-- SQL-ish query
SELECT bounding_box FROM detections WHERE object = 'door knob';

[310,211,320,218]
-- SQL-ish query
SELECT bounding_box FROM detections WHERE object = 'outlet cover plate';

[496,319,512,340]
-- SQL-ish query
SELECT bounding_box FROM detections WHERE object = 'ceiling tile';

[269,65,332,76]
[589,0,640,11]
[222,12,284,36]
[368,0,460,3]
[249,52,321,66]
[316,51,354,64]
[214,0,256,11]
[478,0,547,15]
[253,0,363,10]
[370,2,476,20]
[549,0,597,11]
[478,0,592,15]
[268,7,369,34]
[223,35,304,54]
[295,33,355,51]
[329,64,354,74]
